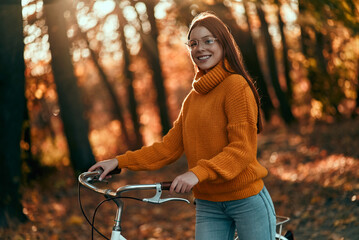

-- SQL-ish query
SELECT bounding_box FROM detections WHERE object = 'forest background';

[0,0,358,239]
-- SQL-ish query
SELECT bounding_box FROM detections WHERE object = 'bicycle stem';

[111,198,124,231]
[107,196,126,240]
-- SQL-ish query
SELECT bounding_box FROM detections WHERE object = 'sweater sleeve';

[116,112,184,171]
[190,76,259,182]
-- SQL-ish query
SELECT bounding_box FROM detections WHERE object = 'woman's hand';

[88,158,119,181]
[170,171,199,194]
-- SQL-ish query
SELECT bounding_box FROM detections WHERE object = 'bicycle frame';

[78,170,190,240]
[276,215,290,240]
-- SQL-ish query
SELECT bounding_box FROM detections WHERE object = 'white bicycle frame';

[78,170,190,240]
[275,215,291,240]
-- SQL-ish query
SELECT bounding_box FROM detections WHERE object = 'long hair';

[188,12,263,133]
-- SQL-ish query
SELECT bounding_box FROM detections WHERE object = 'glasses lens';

[186,40,198,50]
[186,37,217,50]
[204,37,216,45]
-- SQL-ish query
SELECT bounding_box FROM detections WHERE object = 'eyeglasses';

[185,37,218,51]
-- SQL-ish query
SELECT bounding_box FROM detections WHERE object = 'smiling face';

[189,26,223,72]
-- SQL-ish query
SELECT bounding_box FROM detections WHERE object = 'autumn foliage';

[0,0,359,239]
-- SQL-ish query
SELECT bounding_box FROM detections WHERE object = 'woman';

[89,12,276,240]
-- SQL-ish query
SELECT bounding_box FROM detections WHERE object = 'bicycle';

[78,169,294,240]
[274,216,294,240]
[78,169,190,240]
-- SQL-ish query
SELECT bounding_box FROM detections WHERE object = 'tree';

[138,0,172,135]
[275,0,293,102]
[0,0,28,227]
[115,4,143,148]
[299,0,359,33]
[239,1,275,120]
[43,0,95,173]
[69,10,133,150]
[298,1,346,116]
[256,2,295,124]
[355,64,359,117]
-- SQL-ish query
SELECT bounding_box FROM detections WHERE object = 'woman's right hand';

[88,158,119,181]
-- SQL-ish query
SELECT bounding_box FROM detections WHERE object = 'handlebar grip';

[108,168,122,175]
[160,182,172,190]
[97,167,122,176]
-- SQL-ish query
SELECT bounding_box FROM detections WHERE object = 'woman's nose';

[196,42,205,51]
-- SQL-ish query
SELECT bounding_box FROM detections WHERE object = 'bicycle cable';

[90,195,142,239]
[78,182,109,239]
[78,182,143,240]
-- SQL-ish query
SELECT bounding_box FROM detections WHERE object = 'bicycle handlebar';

[78,170,190,204]
[160,181,172,191]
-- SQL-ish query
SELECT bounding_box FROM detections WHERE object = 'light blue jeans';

[195,186,276,240]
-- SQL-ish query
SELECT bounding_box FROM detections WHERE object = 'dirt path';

[1,119,358,239]
[260,119,359,240]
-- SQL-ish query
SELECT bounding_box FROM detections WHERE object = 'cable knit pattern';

[192,60,231,94]
[116,60,268,202]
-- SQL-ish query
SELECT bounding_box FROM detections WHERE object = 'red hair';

[188,12,263,133]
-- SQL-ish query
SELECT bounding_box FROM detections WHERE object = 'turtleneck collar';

[192,59,233,94]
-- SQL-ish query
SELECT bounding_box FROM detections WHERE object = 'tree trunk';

[116,4,143,149]
[256,3,295,124]
[0,0,28,227]
[355,63,359,117]
[89,48,133,148]
[43,0,95,173]
[276,0,293,102]
[314,30,344,113]
[141,0,171,135]
[74,23,132,150]
[22,98,43,181]
[299,2,344,115]
[356,65,359,117]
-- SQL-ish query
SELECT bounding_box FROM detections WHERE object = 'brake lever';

[142,183,190,204]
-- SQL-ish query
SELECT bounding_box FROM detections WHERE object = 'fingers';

[170,172,199,194]
[170,178,187,194]
[172,182,190,194]
[185,184,192,193]
[170,181,176,194]
[169,179,177,194]
[88,162,102,172]
[170,178,185,194]
[88,158,119,181]
[99,168,110,181]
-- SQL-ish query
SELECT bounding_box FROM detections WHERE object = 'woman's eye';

[205,39,214,44]
[190,41,197,47]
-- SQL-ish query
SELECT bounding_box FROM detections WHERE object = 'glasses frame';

[185,37,219,51]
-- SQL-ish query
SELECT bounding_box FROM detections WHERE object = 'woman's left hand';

[170,171,199,194]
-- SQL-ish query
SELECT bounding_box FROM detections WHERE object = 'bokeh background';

[0,0,358,239]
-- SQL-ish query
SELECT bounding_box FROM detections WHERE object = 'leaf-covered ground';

[1,118,359,240]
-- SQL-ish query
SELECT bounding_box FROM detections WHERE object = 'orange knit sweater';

[116,61,268,202]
